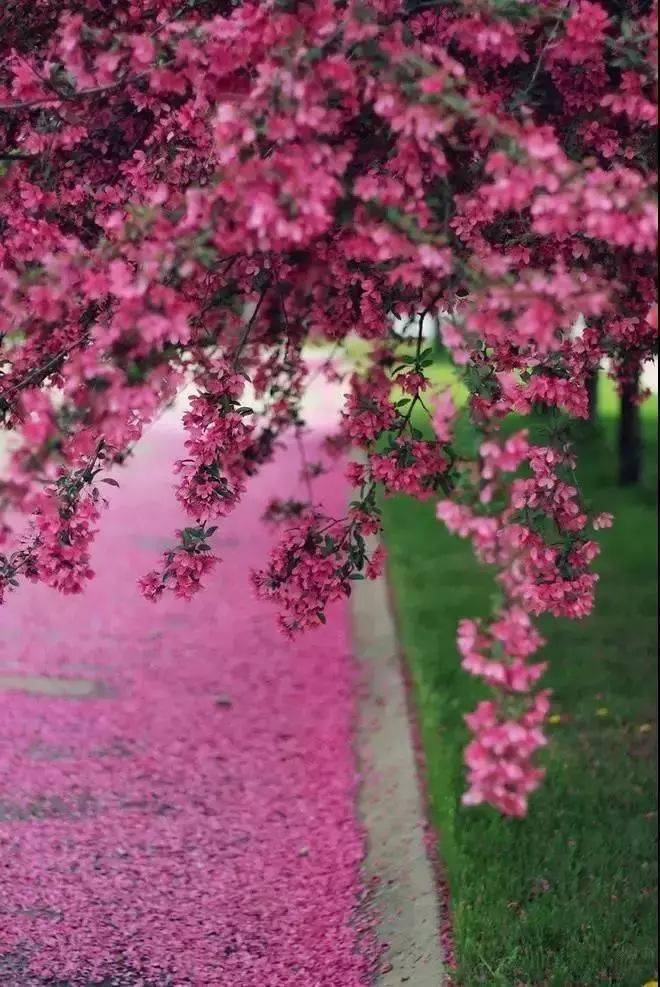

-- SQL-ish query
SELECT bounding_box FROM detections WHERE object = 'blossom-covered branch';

[0,0,656,814]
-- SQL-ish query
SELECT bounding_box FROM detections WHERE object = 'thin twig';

[0,0,201,116]
[232,279,270,368]
[0,333,90,401]
[0,77,133,113]
[521,1,570,98]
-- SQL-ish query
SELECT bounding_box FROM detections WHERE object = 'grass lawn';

[381,373,658,986]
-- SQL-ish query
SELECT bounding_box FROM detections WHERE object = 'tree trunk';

[432,315,445,357]
[618,370,642,486]
[586,369,598,425]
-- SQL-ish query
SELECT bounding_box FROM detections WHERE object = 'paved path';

[0,407,376,985]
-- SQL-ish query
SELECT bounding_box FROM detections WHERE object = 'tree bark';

[586,369,598,425]
[618,369,642,486]
[432,315,445,357]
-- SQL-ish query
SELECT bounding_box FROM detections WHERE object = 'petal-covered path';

[0,406,376,986]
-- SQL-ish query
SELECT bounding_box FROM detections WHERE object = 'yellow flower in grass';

[548,714,562,724]
[596,707,609,717]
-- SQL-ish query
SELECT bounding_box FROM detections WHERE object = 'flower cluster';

[369,439,448,499]
[463,693,550,818]
[252,511,383,637]
[437,423,609,812]
[139,526,218,602]
[174,366,253,523]
[28,489,100,595]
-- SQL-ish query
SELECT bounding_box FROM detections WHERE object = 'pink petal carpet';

[0,405,377,986]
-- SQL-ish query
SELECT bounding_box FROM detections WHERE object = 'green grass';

[381,375,658,986]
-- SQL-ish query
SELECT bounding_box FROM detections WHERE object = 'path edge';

[350,532,448,986]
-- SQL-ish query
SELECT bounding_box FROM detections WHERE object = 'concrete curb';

[351,540,447,986]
